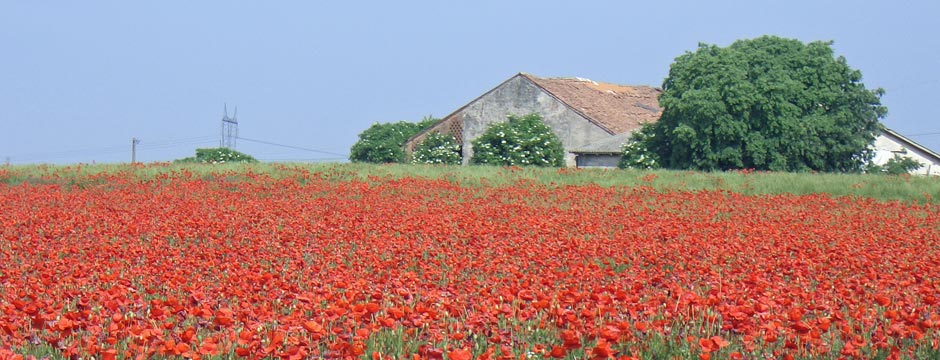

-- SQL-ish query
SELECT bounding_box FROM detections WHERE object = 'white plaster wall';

[871,135,940,176]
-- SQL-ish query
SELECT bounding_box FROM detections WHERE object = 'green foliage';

[619,124,660,169]
[470,113,565,167]
[350,117,438,163]
[883,156,923,175]
[411,132,461,165]
[174,147,257,164]
[414,116,439,131]
[645,35,887,172]
[867,155,923,175]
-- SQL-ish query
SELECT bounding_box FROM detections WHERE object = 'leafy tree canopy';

[350,117,437,163]
[174,147,258,164]
[644,35,887,172]
[471,113,565,167]
[411,132,461,165]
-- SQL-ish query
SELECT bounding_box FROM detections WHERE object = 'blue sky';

[2,1,938,164]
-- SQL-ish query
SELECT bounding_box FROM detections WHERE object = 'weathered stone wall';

[575,154,622,168]
[455,75,612,166]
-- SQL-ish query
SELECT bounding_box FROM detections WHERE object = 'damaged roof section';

[521,73,662,134]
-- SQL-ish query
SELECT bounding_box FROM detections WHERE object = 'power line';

[907,132,940,137]
[13,145,127,158]
[236,136,348,157]
[11,146,130,161]
[7,135,347,163]
[888,79,940,93]
[7,135,217,163]
[139,135,217,147]
[137,139,217,151]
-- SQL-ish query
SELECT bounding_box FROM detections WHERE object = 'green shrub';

[411,132,461,165]
[174,148,258,164]
[619,124,660,169]
[470,113,564,167]
[350,117,438,163]
[867,155,923,175]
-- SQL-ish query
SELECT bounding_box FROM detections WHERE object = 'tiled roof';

[881,128,940,163]
[521,73,662,134]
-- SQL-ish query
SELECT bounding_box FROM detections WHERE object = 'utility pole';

[131,137,140,163]
[221,104,238,149]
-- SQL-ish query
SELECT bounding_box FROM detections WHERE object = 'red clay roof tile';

[521,73,662,134]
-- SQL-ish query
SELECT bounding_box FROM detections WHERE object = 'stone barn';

[405,73,662,167]
[872,128,940,176]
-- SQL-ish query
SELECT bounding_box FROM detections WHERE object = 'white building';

[871,128,940,176]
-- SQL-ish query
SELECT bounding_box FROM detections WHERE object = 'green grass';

[2,162,938,203]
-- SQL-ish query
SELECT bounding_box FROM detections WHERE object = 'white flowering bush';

[411,132,461,165]
[618,124,660,169]
[470,113,564,167]
[174,148,258,164]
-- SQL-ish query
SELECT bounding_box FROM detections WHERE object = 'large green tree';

[349,117,437,163]
[644,35,886,172]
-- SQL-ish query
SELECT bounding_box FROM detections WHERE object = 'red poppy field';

[1,166,939,359]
